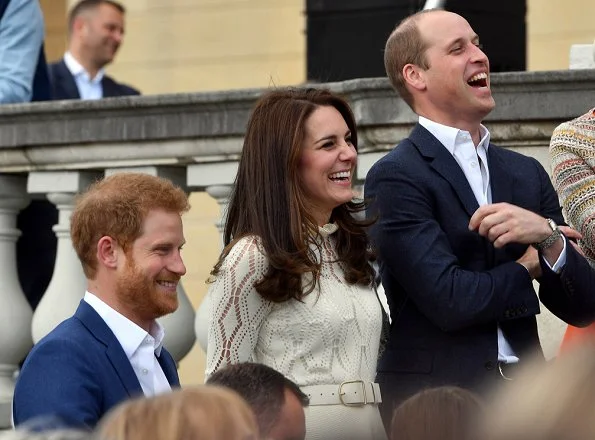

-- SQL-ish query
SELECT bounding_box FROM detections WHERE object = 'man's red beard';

[115,257,179,323]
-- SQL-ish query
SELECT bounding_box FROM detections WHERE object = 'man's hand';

[559,226,583,245]
[558,225,585,257]
[517,246,542,279]
[469,203,553,248]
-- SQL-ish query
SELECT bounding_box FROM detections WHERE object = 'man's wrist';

[532,219,562,251]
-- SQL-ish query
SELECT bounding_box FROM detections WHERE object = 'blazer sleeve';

[13,338,103,428]
[532,155,595,327]
[365,156,540,333]
[205,237,273,378]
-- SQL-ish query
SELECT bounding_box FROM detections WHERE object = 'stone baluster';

[569,40,595,69]
[188,162,237,354]
[105,166,196,363]
[29,171,102,343]
[193,184,234,353]
[205,185,233,246]
[0,176,33,427]
[188,162,237,247]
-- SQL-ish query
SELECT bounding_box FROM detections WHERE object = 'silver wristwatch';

[532,218,562,251]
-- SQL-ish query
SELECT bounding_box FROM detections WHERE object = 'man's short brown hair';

[68,0,126,34]
[207,363,308,437]
[384,10,435,109]
[70,173,190,279]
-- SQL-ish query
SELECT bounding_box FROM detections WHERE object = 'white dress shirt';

[419,116,567,363]
[63,52,104,100]
[84,291,171,396]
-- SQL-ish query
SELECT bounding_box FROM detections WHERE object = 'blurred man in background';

[49,0,139,100]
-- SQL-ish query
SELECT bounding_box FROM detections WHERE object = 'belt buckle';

[498,361,514,381]
[339,380,367,407]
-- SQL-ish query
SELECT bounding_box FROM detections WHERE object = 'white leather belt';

[301,380,382,406]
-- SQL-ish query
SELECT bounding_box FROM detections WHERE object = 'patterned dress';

[204,224,386,440]
[550,108,595,266]
[550,108,595,350]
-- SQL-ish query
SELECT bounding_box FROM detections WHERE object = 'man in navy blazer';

[13,173,190,429]
[365,9,595,426]
[49,57,138,100]
[48,0,139,100]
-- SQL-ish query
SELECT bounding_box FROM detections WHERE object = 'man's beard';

[115,258,179,323]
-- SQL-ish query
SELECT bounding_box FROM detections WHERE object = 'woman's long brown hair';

[210,88,375,302]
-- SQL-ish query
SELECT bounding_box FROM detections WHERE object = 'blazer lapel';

[54,60,81,99]
[487,146,514,203]
[75,300,143,397]
[101,77,118,98]
[409,124,480,217]
[157,350,180,388]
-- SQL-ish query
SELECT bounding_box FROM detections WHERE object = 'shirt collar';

[84,291,165,358]
[418,116,491,154]
[63,52,105,83]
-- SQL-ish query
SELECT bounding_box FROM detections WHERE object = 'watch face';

[546,218,558,231]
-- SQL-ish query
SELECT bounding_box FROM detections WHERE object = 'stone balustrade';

[1,70,595,428]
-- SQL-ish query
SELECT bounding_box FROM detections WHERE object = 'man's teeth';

[157,280,177,288]
[468,72,488,83]
[329,171,350,180]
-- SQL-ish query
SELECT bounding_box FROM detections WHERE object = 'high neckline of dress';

[318,223,339,237]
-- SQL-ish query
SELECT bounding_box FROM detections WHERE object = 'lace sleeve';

[205,237,273,377]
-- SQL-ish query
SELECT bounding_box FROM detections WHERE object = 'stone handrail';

[1,70,594,180]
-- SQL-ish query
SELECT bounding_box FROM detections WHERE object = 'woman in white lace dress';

[203,88,387,440]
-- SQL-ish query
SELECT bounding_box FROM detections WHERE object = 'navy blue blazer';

[48,59,140,100]
[365,124,595,413]
[13,300,179,429]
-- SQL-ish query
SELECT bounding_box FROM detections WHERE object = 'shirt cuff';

[541,235,567,274]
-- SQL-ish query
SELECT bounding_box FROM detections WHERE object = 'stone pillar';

[105,166,196,363]
[29,171,102,343]
[0,176,33,427]
[187,161,237,245]
[569,41,595,69]
[205,185,233,246]
[194,185,233,352]
[187,162,237,354]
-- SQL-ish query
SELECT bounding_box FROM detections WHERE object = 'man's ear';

[73,16,89,36]
[96,236,119,269]
[403,63,427,92]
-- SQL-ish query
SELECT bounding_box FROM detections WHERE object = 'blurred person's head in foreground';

[0,429,90,440]
[391,386,484,440]
[96,386,259,440]
[482,341,595,440]
[207,362,308,440]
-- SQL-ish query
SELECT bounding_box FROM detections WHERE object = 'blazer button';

[520,305,528,313]
[484,361,495,370]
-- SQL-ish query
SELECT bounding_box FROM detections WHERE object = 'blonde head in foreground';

[483,341,595,440]
[96,386,259,440]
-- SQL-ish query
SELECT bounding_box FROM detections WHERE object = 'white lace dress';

[204,225,386,440]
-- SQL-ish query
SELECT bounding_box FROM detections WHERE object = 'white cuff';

[541,235,567,274]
